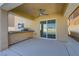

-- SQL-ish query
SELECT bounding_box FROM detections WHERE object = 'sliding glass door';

[40,20,56,39]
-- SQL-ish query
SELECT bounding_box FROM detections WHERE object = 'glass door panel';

[40,21,47,38]
[47,20,56,38]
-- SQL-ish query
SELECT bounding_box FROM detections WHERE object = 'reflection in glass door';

[40,20,56,39]
[47,20,56,38]
[40,21,47,37]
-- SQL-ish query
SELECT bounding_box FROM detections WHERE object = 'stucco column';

[57,16,68,42]
[0,9,8,51]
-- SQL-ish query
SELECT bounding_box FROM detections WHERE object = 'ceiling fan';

[38,9,48,16]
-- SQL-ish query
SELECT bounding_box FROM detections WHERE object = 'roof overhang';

[0,3,23,11]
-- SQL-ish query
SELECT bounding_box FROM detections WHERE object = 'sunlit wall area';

[8,13,33,31]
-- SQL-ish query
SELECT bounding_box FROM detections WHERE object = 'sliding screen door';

[40,20,56,39]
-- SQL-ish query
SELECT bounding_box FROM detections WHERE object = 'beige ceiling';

[11,3,68,19]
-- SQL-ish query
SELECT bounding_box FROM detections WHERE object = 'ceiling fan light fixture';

[39,13,43,16]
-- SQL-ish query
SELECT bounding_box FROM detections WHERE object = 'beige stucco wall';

[14,15,33,31]
[0,9,8,51]
[8,14,33,31]
[32,14,68,41]
[8,13,15,27]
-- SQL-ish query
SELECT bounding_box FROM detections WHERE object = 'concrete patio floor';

[0,37,79,56]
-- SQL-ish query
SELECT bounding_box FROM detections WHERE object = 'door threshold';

[39,37,57,40]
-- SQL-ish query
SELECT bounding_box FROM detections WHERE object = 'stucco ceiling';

[0,3,23,11]
[11,3,68,19]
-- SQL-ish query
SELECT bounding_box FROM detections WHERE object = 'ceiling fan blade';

[37,9,48,17]
[40,9,45,12]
